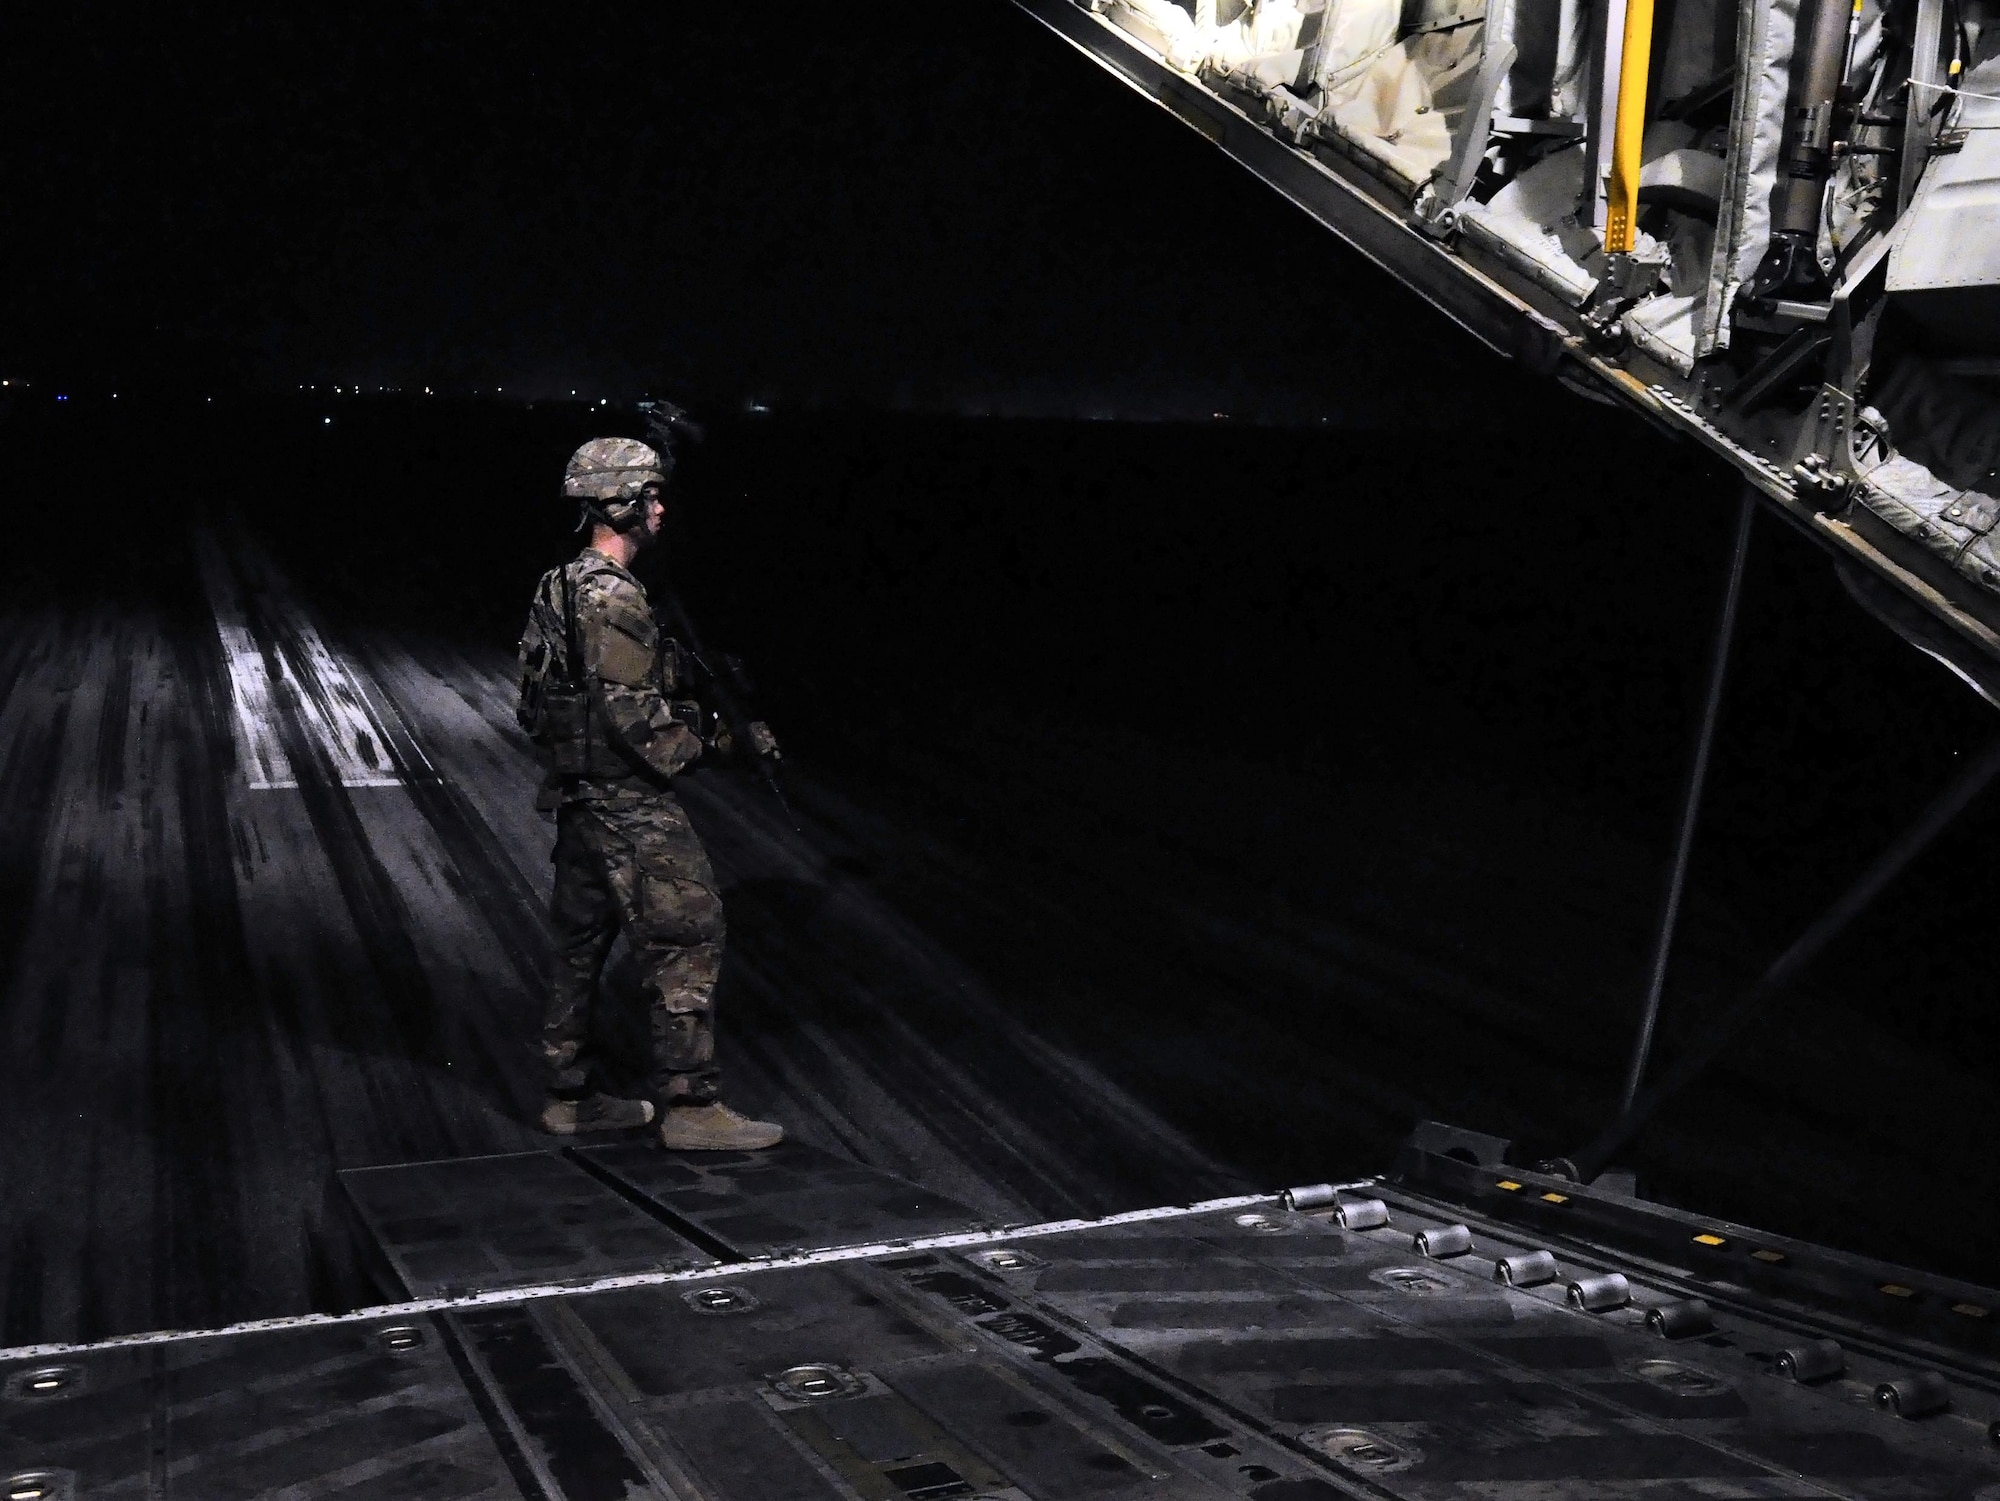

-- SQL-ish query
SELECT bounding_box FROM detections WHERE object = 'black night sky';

[9,2,1492,415]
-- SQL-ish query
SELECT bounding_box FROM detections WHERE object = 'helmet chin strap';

[579,498,647,533]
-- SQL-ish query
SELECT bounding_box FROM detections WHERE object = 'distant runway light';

[323,417,332,425]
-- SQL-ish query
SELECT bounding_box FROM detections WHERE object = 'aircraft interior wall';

[1083,0,2000,633]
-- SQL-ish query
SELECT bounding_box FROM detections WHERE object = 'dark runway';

[3,393,1997,1348]
[0,520,1236,1346]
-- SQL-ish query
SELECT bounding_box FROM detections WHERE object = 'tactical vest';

[517,555,637,779]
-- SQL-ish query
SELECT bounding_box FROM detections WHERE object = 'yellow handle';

[1604,0,1655,254]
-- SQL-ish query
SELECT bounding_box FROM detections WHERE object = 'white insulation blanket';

[1108,0,1461,184]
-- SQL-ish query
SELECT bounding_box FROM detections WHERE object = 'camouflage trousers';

[545,786,724,1106]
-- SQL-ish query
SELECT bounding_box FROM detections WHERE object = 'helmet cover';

[563,437,667,504]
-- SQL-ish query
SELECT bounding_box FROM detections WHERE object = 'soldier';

[516,436,784,1151]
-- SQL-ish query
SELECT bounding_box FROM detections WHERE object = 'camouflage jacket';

[519,548,705,803]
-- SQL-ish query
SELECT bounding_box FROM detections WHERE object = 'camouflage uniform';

[523,548,725,1108]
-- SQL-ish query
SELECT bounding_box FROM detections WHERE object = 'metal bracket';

[1417,31,1518,233]
[1404,1120,1513,1166]
[1599,248,1669,301]
[1823,229,1894,390]
[1725,325,1834,413]
[1262,84,1321,143]
[1789,384,1862,512]
[1793,452,1852,512]
[1572,247,1668,347]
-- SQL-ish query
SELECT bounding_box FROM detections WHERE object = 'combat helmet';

[563,436,669,532]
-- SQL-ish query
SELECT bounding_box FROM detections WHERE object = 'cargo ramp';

[6,1128,1999,1497]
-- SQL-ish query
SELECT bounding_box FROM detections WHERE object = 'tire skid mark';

[730,931,1105,1219]
[194,530,402,789]
[2,1222,43,1347]
[224,533,534,1167]
[243,601,455,1083]
[155,609,275,1335]
[344,637,552,1004]
[856,724,1607,1084]
[685,787,1227,1219]
[0,637,81,1323]
[795,758,1448,1148]
[677,782,1105,1214]
[92,615,134,809]
[193,530,298,790]
[0,645,74,1023]
[231,540,545,1112]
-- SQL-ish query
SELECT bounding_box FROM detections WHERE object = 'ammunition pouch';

[668,698,708,742]
[537,686,593,777]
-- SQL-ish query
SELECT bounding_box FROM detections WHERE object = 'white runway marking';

[194,530,404,789]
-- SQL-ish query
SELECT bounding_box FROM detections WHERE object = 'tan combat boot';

[540,1094,657,1135]
[657,1102,785,1151]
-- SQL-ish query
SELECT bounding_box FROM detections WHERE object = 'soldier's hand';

[745,721,780,760]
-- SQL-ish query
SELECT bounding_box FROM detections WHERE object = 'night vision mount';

[636,399,705,477]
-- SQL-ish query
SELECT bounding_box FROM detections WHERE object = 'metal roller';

[1566,1272,1631,1311]
[1774,1338,1845,1383]
[1334,1197,1391,1231]
[1413,1224,1474,1258]
[1645,1298,1714,1339]
[1493,1250,1559,1287]
[1875,1372,1951,1419]
[1282,1183,1339,1212]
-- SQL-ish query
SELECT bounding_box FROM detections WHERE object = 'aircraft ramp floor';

[6,1140,1999,1499]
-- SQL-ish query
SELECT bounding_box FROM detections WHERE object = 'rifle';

[638,399,800,834]
[657,591,799,832]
